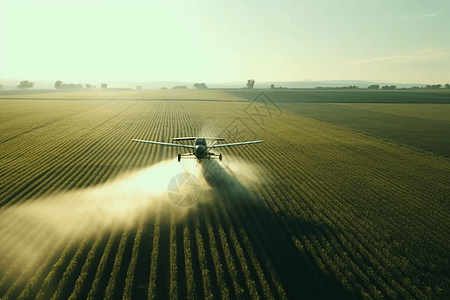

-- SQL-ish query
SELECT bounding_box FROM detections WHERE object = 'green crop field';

[341,103,450,121]
[223,89,450,103]
[1,90,449,299]
[278,103,450,158]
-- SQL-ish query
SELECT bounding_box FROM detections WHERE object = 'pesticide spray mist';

[0,157,262,282]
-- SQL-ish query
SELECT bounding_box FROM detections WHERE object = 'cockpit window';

[196,138,206,146]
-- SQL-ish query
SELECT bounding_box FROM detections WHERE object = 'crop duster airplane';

[132,137,262,162]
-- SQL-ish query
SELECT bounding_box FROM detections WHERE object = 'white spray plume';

[0,157,262,281]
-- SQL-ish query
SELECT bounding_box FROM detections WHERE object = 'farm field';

[0,89,246,101]
[278,103,450,158]
[1,91,450,299]
[223,89,450,103]
[340,103,450,122]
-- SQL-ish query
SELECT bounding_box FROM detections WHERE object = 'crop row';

[1,100,449,299]
[194,102,450,299]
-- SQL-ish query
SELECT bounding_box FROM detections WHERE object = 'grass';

[0,91,449,299]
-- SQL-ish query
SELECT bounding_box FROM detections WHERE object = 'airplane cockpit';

[195,138,207,146]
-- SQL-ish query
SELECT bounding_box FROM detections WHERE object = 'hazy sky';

[2,0,449,83]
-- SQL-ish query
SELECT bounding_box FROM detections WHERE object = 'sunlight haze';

[2,0,449,84]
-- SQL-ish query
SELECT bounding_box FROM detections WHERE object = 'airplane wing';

[132,139,195,148]
[209,140,263,148]
[203,137,225,140]
[172,137,196,141]
[172,137,225,141]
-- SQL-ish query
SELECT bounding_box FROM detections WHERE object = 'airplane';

[132,137,262,162]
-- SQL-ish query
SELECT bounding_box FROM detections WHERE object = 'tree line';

[7,79,260,90]
[8,79,449,91]
[170,80,256,90]
[2,80,108,89]
[315,84,450,90]
[55,81,108,89]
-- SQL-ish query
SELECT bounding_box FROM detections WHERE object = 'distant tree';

[0,84,3,90]
[246,79,255,89]
[316,86,355,90]
[445,83,450,89]
[426,84,442,90]
[193,83,207,89]
[172,85,188,89]
[136,85,143,90]
[381,85,390,90]
[367,84,379,90]
[55,81,86,89]
[270,84,275,89]
[161,87,167,90]
[55,81,63,89]
[17,80,35,89]
[85,84,92,89]
[101,83,108,89]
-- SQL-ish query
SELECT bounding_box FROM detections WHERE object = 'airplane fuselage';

[193,138,209,160]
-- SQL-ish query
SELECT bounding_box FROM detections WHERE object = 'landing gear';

[177,154,181,162]
[219,154,222,161]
